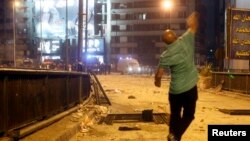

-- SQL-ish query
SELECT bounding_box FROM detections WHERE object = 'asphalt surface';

[1,74,250,141]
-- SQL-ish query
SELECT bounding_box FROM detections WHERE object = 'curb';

[0,137,13,141]
[19,107,79,139]
[54,110,97,141]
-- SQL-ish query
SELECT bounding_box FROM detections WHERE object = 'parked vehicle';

[117,58,141,74]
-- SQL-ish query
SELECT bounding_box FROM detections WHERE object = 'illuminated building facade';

[0,0,106,67]
[0,0,34,66]
[0,0,241,69]
[106,0,196,66]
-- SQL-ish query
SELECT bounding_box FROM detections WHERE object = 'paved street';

[3,73,249,141]
[69,74,250,141]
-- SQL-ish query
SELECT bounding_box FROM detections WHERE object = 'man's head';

[162,29,177,45]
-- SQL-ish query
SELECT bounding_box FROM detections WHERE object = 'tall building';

[0,0,33,66]
[0,0,106,67]
[103,0,195,66]
[0,0,233,69]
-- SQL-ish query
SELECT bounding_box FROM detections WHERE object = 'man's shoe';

[167,133,179,141]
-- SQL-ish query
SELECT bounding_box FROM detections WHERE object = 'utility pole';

[84,0,88,65]
[40,0,43,66]
[13,2,16,67]
[65,0,69,70]
[78,0,83,63]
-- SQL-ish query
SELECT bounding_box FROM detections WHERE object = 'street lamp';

[162,0,173,29]
[13,0,20,67]
[163,0,173,9]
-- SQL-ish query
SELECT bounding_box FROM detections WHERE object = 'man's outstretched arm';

[186,12,199,34]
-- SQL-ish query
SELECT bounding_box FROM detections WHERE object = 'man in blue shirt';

[154,12,199,141]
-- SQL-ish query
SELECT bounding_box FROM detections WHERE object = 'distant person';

[77,62,83,72]
[154,12,200,141]
[107,63,111,74]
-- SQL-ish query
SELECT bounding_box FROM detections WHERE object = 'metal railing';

[211,71,250,94]
[0,68,91,134]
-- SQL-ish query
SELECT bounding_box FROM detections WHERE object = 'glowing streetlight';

[163,0,173,10]
[13,1,20,67]
[162,0,173,29]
